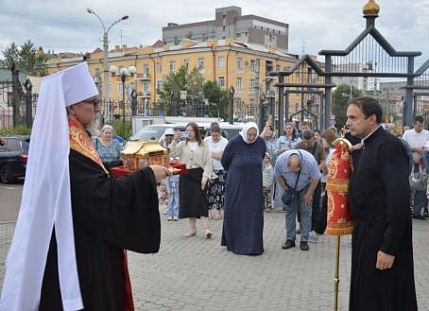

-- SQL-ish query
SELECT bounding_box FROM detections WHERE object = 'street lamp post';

[121,73,126,130]
[24,79,33,128]
[259,92,266,131]
[228,86,235,124]
[109,65,137,134]
[87,9,129,102]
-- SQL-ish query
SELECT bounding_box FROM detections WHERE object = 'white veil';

[0,63,98,311]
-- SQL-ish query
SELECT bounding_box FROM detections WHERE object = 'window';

[218,56,225,69]
[156,80,163,90]
[169,61,176,73]
[236,77,242,90]
[250,60,259,72]
[217,77,225,88]
[95,68,100,77]
[237,58,243,70]
[156,62,162,73]
[143,64,149,77]
[265,61,273,75]
[1,138,20,152]
[184,59,189,71]
[143,82,150,93]
[198,58,205,69]
[108,83,112,97]
[119,83,124,96]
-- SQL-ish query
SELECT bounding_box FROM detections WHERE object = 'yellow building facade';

[46,39,305,120]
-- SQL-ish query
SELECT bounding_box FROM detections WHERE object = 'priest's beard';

[87,112,101,137]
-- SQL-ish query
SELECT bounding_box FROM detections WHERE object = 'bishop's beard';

[87,112,102,137]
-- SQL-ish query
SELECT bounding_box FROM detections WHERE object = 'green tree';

[0,40,48,76]
[203,80,228,118]
[157,66,204,114]
[332,84,362,128]
[19,40,37,74]
[0,42,19,69]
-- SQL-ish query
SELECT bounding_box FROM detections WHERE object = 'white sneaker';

[308,231,319,243]
[173,216,178,221]
[167,216,173,221]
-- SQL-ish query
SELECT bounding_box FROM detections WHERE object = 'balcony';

[137,91,151,98]
[136,73,151,81]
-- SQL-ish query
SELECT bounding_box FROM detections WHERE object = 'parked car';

[129,123,242,141]
[0,136,30,183]
[204,123,243,140]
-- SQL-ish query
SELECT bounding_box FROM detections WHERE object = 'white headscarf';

[239,122,259,144]
[0,63,98,311]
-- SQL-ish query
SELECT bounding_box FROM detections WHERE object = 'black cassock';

[39,150,161,310]
[348,127,418,311]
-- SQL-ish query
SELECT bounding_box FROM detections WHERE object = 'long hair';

[284,122,298,139]
[186,122,203,145]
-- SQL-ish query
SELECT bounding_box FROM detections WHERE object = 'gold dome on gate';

[363,0,380,17]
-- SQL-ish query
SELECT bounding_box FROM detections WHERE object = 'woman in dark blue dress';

[221,122,266,255]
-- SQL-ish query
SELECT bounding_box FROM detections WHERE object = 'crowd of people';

[156,107,428,255]
[155,100,424,309]
[0,61,424,310]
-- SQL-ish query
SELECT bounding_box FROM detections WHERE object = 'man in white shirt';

[402,115,429,220]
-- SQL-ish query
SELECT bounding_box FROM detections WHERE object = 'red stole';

[68,118,108,174]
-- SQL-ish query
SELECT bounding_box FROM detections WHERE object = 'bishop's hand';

[149,164,172,183]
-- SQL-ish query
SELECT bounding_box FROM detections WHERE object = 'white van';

[129,122,243,141]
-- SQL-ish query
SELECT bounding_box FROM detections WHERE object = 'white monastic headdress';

[0,63,98,311]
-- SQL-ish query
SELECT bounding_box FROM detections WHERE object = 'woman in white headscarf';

[220,122,266,255]
[93,124,123,166]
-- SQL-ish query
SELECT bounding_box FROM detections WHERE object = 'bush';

[109,119,132,140]
[0,126,32,136]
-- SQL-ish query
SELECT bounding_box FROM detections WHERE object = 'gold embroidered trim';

[68,118,108,174]
[325,226,353,236]
[326,180,349,193]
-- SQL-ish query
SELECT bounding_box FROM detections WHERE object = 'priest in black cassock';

[0,63,171,311]
[345,97,418,311]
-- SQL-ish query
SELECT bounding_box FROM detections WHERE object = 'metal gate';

[0,66,37,130]
[269,3,428,134]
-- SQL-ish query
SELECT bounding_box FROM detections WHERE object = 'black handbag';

[282,189,297,205]
[281,151,302,206]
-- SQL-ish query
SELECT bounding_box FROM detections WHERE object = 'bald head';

[288,154,301,172]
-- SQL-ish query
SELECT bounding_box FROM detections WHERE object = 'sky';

[1,0,429,68]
